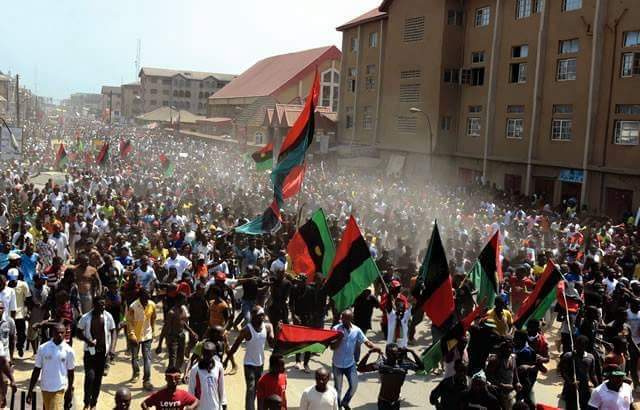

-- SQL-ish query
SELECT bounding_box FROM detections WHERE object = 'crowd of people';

[0,116,638,409]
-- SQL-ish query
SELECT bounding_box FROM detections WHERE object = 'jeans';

[244,364,263,410]
[167,332,186,371]
[332,364,358,408]
[241,299,255,324]
[130,339,152,382]
[15,318,26,351]
[84,352,107,406]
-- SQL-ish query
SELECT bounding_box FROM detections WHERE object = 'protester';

[257,353,287,410]
[141,366,198,410]
[187,341,226,410]
[299,368,339,410]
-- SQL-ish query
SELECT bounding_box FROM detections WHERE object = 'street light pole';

[409,107,434,176]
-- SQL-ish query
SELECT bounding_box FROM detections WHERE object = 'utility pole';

[109,91,113,124]
[15,75,20,128]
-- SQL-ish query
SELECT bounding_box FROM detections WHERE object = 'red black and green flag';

[412,222,455,328]
[287,208,335,283]
[276,324,341,356]
[251,143,273,172]
[323,215,379,313]
[120,139,133,159]
[271,71,319,205]
[514,262,563,329]
[95,142,109,165]
[235,199,281,235]
[468,231,502,309]
[159,153,175,177]
[54,143,68,169]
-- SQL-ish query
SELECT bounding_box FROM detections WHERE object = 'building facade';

[138,67,236,116]
[101,86,122,123]
[208,46,342,147]
[338,0,640,217]
[121,82,143,122]
[0,74,9,114]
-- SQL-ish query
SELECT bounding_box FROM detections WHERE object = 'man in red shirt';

[142,367,199,410]
[509,265,534,313]
[257,354,287,410]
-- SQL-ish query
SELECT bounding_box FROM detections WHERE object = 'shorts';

[42,389,65,410]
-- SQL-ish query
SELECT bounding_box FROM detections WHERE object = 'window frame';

[557,58,577,81]
[614,120,640,146]
[506,118,525,139]
[509,63,528,84]
[475,7,491,27]
[623,31,640,48]
[562,0,582,12]
[559,39,580,54]
[472,51,485,64]
[551,118,573,141]
[369,32,379,48]
[467,117,482,137]
[516,0,532,19]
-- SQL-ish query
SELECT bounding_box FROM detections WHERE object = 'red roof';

[211,46,342,100]
[336,7,388,31]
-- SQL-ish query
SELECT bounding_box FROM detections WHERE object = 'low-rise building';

[101,86,122,123]
[121,82,143,122]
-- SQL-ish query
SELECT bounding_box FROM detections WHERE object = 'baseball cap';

[6,268,18,281]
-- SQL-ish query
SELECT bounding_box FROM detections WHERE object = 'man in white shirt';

[0,275,16,322]
[188,342,226,410]
[300,368,338,410]
[7,270,29,357]
[76,295,117,409]
[165,248,192,281]
[588,366,633,409]
[26,323,75,410]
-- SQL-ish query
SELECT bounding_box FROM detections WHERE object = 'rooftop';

[137,106,204,124]
[337,7,388,31]
[210,46,341,100]
[139,67,236,83]
[101,86,121,95]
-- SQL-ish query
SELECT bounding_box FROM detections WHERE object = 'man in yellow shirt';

[126,290,156,391]
[486,297,513,337]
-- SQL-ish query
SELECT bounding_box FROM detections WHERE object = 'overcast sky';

[0,0,380,99]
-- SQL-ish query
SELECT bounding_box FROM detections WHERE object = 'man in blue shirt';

[20,244,39,285]
[330,309,381,410]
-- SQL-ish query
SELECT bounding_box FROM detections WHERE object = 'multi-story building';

[66,93,102,117]
[101,86,122,123]
[0,73,9,114]
[208,46,342,146]
[121,82,143,122]
[338,0,640,217]
[138,67,236,116]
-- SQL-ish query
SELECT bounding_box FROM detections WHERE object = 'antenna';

[135,39,141,80]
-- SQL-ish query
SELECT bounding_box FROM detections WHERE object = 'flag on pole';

[514,262,563,329]
[276,324,341,356]
[95,142,109,165]
[54,143,68,169]
[251,143,274,172]
[119,139,133,159]
[323,215,380,313]
[159,153,175,177]
[235,199,281,235]
[412,222,455,327]
[468,231,501,309]
[287,208,335,282]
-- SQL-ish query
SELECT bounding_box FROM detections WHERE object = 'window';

[162,89,169,95]
[178,90,184,97]
[345,107,353,129]
[150,78,158,84]
[399,84,421,103]
[444,69,460,83]
[551,119,572,140]
[150,89,158,95]
[509,63,528,83]
[557,59,577,81]
[512,45,528,58]
[559,39,580,54]
[461,68,485,86]
[516,0,532,19]
[255,132,265,145]
[475,7,490,27]
[185,91,191,98]
[553,104,573,114]
[472,51,485,64]
[622,53,634,77]
[397,116,417,133]
[615,104,640,115]
[350,37,358,52]
[198,102,203,110]
[562,0,581,12]
[365,77,376,90]
[535,0,545,13]
[162,101,169,106]
[614,121,640,145]
[150,100,157,106]
[507,118,524,138]
[162,79,171,85]
[467,118,481,136]
[348,68,357,93]
[366,65,377,75]
[441,116,452,131]
[369,32,378,48]
[507,105,525,113]
[363,106,373,130]
[447,10,463,26]
[400,69,421,80]
[199,82,204,88]
[403,16,425,42]
[469,105,483,113]
[624,31,640,48]
[320,68,340,112]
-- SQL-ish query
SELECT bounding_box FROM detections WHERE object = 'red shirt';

[509,276,534,309]
[257,372,287,409]
[144,388,197,410]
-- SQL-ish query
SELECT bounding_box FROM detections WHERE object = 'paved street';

[12,310,568,409]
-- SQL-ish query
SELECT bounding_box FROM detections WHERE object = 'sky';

[0,0,381,100]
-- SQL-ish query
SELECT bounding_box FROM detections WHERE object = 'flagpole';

[558,269,579,410]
